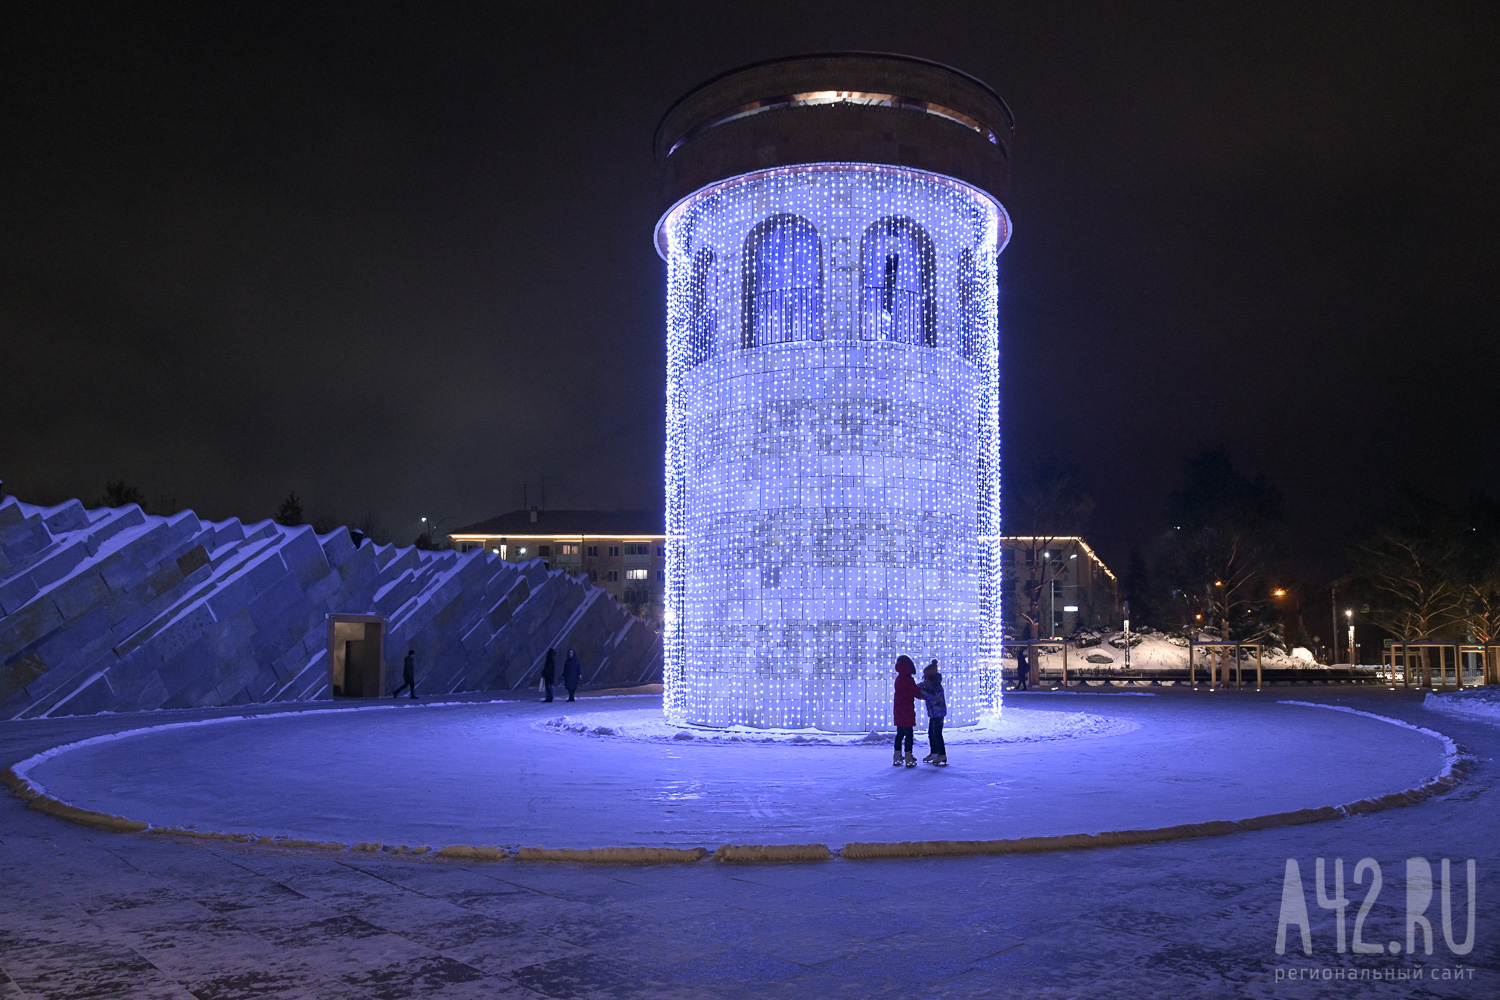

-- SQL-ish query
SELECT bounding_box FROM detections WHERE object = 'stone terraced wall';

[0,496,661,719]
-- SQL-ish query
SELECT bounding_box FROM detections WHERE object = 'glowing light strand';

[662,163,1006,730]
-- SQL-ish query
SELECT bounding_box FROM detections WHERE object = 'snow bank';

[1424,688,1500,724]
[536,706,1137,745]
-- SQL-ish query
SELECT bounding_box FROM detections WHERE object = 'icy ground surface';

[19,693,1451,851]
[537,706,1138,745]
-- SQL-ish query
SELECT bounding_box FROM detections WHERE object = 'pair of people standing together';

[892,655,947,767]
[539,647,582,702]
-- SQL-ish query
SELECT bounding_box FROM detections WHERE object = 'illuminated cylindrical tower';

[655,54,1012,731]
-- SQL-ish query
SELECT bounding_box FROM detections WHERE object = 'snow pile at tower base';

[0,496,661,719]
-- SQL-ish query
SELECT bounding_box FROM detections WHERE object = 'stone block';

[137,602,217,666]
[99,551,152,594]
[176,544,210,577]
[278,526,330,591]
[84,505,146,555]
[0,515,53,567]
[51,673,118,717]
[0,574,38,616]
[42,500,91,532]
[25,539,90,591]
[106,661,170,713]
[50,570,112,622]
[0,595,65,656]
[205,550,290,622]
[0,651,47,704]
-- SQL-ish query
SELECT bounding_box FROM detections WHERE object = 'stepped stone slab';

[0,496,661,718]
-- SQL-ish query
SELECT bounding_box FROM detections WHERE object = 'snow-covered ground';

[18,694,1451,851]
[538,707,1137,745]
[1031,630,1338,672]
[1425,687,1500,723]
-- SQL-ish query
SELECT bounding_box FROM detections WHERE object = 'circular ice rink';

[16,694,1453,852]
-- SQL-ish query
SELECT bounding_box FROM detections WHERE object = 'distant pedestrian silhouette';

[392,649,418,699]
[562,649,582,702]
[1015,646,1031,691]
[540,648,557,702]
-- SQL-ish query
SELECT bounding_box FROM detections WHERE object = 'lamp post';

[420,516,453,550]
[1345,608,1355,666]
[1272,588,1289,666]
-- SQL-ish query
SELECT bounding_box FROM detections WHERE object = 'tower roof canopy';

[655,52,1013,218]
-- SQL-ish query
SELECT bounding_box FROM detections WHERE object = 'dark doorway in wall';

[327,614,387,697]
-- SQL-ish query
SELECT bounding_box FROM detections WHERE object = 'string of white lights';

[661,162,1006,731]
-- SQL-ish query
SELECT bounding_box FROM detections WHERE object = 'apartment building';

[449,509,665,622]
[1000,536,1118,638]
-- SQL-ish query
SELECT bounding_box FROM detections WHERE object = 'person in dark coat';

[920,659,948,766]
[562,648,582,702]
[540,648,557,702]
[392,649,417,699]
[1015,645,1031,691]
[891,655,922,767]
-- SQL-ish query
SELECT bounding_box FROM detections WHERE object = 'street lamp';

[1345,609,1355,666]
[420,515,453,549]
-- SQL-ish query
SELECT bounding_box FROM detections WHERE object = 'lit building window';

[626,568,649,580]
[741,214,822,348]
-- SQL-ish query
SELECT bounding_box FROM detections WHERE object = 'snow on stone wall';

[0,495,661,719]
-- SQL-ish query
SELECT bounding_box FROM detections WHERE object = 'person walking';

[1015,644,1031,691]
[920,659,948,766]
[540,648,557,702]
[891,654,922,767]
[562,648,582,702]
[392,649,418,699]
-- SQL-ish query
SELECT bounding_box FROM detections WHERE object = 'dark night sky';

[3,2,1497,581]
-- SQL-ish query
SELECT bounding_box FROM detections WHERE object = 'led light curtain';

[663,163,1004,731]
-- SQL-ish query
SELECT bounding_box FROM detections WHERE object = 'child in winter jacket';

[892,655,922,767]
[921,659,948,766]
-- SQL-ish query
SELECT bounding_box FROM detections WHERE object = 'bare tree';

[1005,460,1094,640]
[1353,493,1465,640]
[1163,448,1284,643]
[1459,495,1500,643]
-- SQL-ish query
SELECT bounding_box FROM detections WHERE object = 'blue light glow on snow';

[660,163,1008,731]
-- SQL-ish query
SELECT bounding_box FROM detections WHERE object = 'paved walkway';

[17,695,1451,850]
[2,689,1497,999]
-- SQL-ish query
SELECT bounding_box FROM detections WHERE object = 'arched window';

[687,246,717,366]
[860,217,936,346]
[957,247,981,362]
[741,214,822,348]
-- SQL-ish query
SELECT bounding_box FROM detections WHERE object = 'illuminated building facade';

[1000,536,1120,638]
[448,509,666,622]
[655,55,1013,730]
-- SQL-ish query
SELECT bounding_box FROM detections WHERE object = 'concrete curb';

[714,843,833,863]
[1,702,1471,865]
[513,846,709,864]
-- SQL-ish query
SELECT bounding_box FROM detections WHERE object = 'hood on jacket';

[895,655,916,675]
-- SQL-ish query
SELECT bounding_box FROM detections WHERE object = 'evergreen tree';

[101,481,146,508]
[274,492,304,527]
